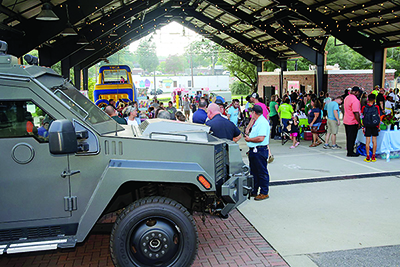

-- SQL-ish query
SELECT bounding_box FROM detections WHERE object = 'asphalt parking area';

[0,210,287,267]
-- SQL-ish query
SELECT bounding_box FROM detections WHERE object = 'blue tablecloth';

[356,128,400,154]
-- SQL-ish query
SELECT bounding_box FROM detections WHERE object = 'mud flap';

[220,174,253,216]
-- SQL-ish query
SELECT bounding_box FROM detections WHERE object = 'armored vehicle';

[0,44,252,267]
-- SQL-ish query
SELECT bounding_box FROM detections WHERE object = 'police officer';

[244,105,270,200]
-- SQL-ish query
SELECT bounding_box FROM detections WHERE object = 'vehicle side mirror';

[48,120,78,154]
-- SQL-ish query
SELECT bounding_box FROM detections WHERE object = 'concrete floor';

[237,126,400,267]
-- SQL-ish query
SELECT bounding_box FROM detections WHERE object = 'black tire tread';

[110,196,198,267]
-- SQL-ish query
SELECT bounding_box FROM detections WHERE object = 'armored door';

[0,87,71,224]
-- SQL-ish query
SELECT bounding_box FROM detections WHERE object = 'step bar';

[1,238,76,254]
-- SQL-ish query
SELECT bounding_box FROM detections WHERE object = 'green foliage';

[136,39,159,72]
[87,77,96,101]
[386,47,400,77]
[231,81,251,95]
[325,37,372,70]
[219,52,258,92]
[157,61,166,73]
[287,58,313,71]
[165,55,185,75]
[263,61,278,71]
[103,47,137,67]
[186,39,220,74]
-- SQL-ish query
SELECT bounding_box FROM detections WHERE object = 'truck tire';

[110,196,198,267]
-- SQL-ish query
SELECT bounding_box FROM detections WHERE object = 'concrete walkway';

[237,126,400,267]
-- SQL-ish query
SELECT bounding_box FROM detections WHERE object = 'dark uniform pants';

[248,147,270,195]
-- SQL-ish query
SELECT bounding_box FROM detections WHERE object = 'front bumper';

[220,172,253,216]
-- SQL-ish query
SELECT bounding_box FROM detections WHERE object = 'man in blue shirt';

[227,99,240,126]
[192,99,208,124]
[244,105,270,201]
[324,96,343,149]
[206,103,241,142]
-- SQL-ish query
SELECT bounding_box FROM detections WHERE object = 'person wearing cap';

[244,104,270,201]
[206,103,241,142]
[247,92,269,120]
[125,106,139,126]
[372,85,380,96]
[343,86,362,157]
[385,93,396,115]
[192,99,208,124]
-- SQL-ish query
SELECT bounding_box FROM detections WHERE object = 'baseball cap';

[247,92,259,99]
[389,93,396,98]
[351,86,362,93]
[248,105,263,114]
[214,98,225,106]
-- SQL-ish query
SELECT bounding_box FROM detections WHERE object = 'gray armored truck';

[0,48,252,266]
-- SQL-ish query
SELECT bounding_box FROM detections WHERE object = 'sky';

[129,21,202,57]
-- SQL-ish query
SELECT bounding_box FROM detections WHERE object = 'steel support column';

[257,61,262,94]
[61,58,70,80]
[280,61,287,97]
[82,68,89,91]
[316,52,325,94]
[74,66,81,90]
[373,48,386,88]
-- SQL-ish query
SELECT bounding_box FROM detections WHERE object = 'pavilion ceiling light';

[36,3,59,21]
[84,44,95,51]
[76,36,89,45]
[61,4,77,36]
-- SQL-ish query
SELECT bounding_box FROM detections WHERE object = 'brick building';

[258,69,396,98]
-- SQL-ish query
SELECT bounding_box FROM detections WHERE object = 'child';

[361,94,381,162]
[287,113,300,149]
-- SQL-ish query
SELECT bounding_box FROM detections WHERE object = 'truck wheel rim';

[129,217,182,266]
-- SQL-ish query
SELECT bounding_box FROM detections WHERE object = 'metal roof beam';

[4,0,114,57]
[282,0,381,62]
[184,7,282,65]
[39,0,162,67]
[208,0,324,64]
[74,4,173,69]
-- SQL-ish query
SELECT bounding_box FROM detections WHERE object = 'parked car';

[150,88,163,95]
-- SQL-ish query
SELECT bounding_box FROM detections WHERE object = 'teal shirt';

[269,101,278,117]
[246,115,270,148]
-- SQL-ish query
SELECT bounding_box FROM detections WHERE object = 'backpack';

[363,105,380,127]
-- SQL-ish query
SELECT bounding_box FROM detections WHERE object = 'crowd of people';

[103,85,399,200]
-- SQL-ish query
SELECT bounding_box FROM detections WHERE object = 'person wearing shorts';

[361,94,381,162]
[324,96,343,149]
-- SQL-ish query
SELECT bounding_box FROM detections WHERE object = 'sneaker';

[290,145,295,149]
[295,142,300,147]
[371,155,376,162]
[331,144,342,149]
[323,144,331,149]
[364,156,371,162]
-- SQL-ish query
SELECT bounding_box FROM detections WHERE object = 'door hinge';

[64,196,77,211]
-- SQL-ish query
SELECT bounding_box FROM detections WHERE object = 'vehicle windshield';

[35,73,124,133]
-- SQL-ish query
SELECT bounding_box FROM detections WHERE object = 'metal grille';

[0,226,62,242]
[215,144,227,183]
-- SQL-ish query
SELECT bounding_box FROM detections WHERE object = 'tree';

[103,47,137,67]
[386,47,400,77]
[187,39,220,74]
[220,51,258,92]
[136,38,159,72]
[165,54,185,75]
